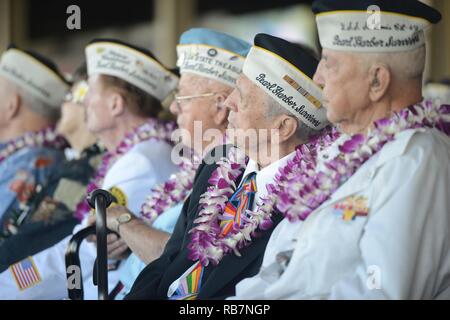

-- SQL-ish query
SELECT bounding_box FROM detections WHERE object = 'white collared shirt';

[232,128,450,300]
[240,152,296,209]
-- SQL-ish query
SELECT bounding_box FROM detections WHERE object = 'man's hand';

[107,233,130,260]
[106,206,133,260]
[85,228,131,260]
[106,205,133,232]
[86,205,133,232]
[87,212,96,226]
[86,205,134,259]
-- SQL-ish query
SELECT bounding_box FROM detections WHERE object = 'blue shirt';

[0,146,65,234]
[115,203,183,300]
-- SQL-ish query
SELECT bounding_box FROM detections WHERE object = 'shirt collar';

[241,150,297,195]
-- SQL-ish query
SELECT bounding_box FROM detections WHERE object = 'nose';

[83,90,93,109]
[227,112,235,125]
[313,60,325,89]
[169,99,180,116]
[224,90,238,112]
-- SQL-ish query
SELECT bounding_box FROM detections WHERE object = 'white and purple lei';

[187,129,338,266]
[74,119,176,221]
[277,100,450,222]
[187,100,450,266]
[0,126,68,163]
[140,150,201,224]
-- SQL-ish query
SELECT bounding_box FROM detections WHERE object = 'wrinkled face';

[56,82,86,138]
[225,74,276,157]
[169,73,221,149]
[313,49,370,133]
[83,74,115,135]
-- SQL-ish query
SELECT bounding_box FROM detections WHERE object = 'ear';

[275,114,298,143]
[212,93,230,126]
[5,93,21,121]
[108,91,126,118]
[368,64,391,102]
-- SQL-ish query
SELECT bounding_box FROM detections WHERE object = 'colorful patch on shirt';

[34,156,53,169]
[333,195,369,222]
[9,257,42,291]
[109,186,128,207]
[9,170,35,203]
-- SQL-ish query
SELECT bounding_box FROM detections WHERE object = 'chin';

[55,127,68,137]
[86,123,99,135]
[326,109,340,125]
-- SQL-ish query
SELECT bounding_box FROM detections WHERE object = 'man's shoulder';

[107,144,159,178]
[131,138,173,157]
[192,144,234,186]
[2,146,63,165]
[111,139,175,180]
[0,147,64,185]
[201,144,233,167]
[377,128,450,170]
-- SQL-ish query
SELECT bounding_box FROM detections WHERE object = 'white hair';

[184,73,234,95]
[354,45,426,81]
[11,81,60,121]
[3,78,61,122]
[264,96,316,141]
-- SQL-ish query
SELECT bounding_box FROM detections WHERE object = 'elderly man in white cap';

[0,62,100,272]
[0,46,70,238]
[125,33,329,300]
[0,39,179,299]
[232,0,450,299]
[100,28,252,299]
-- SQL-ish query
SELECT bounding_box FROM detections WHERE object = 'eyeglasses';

[174,92,216,110]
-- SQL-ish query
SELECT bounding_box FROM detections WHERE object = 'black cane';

[65,225,96,300]
[87,189,113,300]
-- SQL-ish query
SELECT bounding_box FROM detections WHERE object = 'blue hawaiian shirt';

[0,146,65,236]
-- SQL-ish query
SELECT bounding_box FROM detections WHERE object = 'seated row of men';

[1,0,450,299]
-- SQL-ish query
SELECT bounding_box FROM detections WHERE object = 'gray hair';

[14,83,61,121]
[264,96,316,141]
[354,45,426,81]
[184,73,234,95]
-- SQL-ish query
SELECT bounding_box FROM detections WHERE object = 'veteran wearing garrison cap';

[0,39,179,299]
[0,46,69,238]
[232,0,450,299]
[125,32,328,300]
[0,63,102,272]
[99,28,252,299]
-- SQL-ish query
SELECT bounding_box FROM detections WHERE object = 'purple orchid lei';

[277,100,450,223]
[74,118,176,221]
[0,126,68,163]
[187,129,339,266]
[140,149,201,224]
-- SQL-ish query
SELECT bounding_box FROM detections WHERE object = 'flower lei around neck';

[74,119,176,221]
[0,126,68,163]
[187,129,339,266]
[276,100,450,223]
[140,149,201,224]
